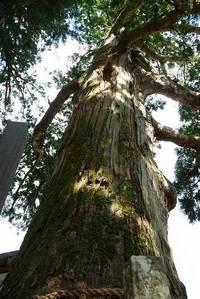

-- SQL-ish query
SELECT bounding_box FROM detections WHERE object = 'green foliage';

[175,147,200,222]
[187,58,200,90]
[0,0,72,104]
[145,96,166,112]
[175,105,200,222]
[174,53,200,222]
[0,0,113,112]
[0,0,113,227]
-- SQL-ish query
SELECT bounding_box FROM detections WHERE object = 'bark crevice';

[1,50,186,299]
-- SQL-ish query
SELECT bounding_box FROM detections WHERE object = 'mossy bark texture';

[1,47,186,298]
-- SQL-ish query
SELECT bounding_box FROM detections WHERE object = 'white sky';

[153,100,200,299]
[0,41,200,299]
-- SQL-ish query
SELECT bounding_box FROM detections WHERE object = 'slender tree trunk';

[1,45,186,298]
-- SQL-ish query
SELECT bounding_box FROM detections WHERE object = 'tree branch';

[111,1,144,33]
[152,118,200,150]
[115,2,200,52]
[175,23,200,34]
[141,71,200,110]
[32,78,82,158]
[139,41,190,64]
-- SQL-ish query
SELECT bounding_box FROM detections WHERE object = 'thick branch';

[32,78,81,158]
[115,3,200,52]
[141,72,200,110]
[112,1,144,33]
[139,41,190,64]
[152,118,200,150]
[175,23,200,34]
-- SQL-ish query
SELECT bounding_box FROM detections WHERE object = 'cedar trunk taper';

[1,47,186,298]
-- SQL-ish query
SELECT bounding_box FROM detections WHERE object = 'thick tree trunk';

[1,46,186,298]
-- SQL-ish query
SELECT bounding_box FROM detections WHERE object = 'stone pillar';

[124,256,172,299]
[0,121,28,213]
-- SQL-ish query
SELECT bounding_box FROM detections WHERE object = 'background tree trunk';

[1,48,186,298]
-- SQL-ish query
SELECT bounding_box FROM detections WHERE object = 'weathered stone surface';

[124,256,172,299]
[0,121,28,213]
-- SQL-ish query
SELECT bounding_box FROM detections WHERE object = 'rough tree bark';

[1,41,187,298]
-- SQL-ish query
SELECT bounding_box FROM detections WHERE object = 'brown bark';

[114,2,200,53]
[111,1,143,33]
[139,41,190,64]
[153,118,200,151]
[0,44,186,299]
[138,70,200,110]
[32,78,81,158]
[175,23,200,34]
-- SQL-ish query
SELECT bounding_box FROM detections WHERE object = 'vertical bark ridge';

[1,50,185,299]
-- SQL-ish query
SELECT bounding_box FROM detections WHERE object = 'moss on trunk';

[1,49,186,299]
